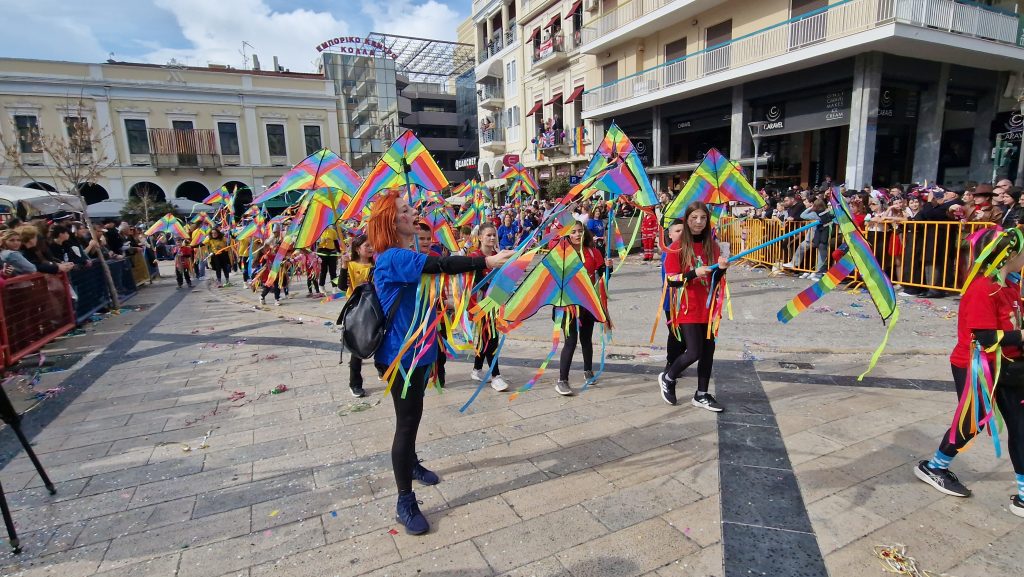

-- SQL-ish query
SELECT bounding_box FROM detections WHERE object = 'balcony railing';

[583,0,1022,112]
[478,83,505,104]
[478,27,518,63]
[148,128,220,169]
[481,118,506,145]
[532,33,567,65]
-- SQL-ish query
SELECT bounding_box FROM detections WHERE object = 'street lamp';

[748,121,768,191]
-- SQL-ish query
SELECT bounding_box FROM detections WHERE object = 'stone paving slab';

[0,264,1021,577]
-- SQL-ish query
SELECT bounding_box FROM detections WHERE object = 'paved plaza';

[0,262,1021,577]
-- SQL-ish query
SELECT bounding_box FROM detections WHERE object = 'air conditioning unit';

[585,0,599,12]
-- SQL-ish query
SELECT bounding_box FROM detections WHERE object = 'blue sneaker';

[412,462,440,485]
[396,492,429,535]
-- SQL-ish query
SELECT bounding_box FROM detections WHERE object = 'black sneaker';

[1010,495,1024,518]
[913,460,971,497]
[691,392,724,412]
[658,372,677,405]
[350,386,365,398]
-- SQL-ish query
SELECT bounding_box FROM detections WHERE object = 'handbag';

[336,270,403,360]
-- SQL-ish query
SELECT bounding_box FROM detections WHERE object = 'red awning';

[528,28,540,42]
[545,93,563,105]
[546,14,560,28]
[567,0,582,17]
[525,100,543,117]
[563,85,585,104]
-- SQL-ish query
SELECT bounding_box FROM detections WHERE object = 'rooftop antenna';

[240,41,255,70]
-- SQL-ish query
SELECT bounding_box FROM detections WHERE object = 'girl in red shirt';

[915,227,1024,518]
[553,222,610,396]
[658,201,728,412]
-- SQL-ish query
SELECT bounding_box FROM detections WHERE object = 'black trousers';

[260,285,280,300]
[473,329,501,376]
[938,364,1024,475]
[665,323,715,394]
[349,356,386,390]
[392,364,430,493]
[211,253,231,283]
[665,320,686,371]
[558,309,596,381]
[175,267,192,287]
[319,254,339,289]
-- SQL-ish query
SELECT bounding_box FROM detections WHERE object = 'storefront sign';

[877,87,919,122]
[757,89,851,136]
[763,104,785,131]
[991,111,1024,142]
[455,156,477,170]
[502,153,520,167]
[824,91,845,122]
[315,36,399,59]
[538,167,552,179]
[555,164,571,177]
[668,108,731,135]
[633,138,652,166]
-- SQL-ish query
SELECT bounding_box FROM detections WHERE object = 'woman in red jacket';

[554,221,611,396]
[659,201,728,411]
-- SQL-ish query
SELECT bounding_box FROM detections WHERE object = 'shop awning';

[528,28,540,42]
[525,100,543,117]
[563,85,585,104]
[567,0,582,17]
[545,93,563,105]
[546,14,560,28]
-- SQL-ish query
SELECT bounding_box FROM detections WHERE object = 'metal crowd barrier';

[67,257,138,324]
[732,219,995,293]
[0,272,75,368]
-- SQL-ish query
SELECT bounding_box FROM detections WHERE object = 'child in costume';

[914,226,1024,518]
[469,222,511,392]
[640,209,659,262]
[174,237,194,289]
[658,201,727,412]
[367,189,511,535]
[553,222,610,396]
[206,228,231,287]
[661,219,687,372]
[338,234,380,398]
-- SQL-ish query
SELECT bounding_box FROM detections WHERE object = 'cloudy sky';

[2,0,468,73]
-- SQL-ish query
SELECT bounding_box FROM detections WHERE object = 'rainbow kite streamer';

[777,254,856,323]
[502,239,607,324]
[663,148,765,226]
[252,149,360,205]
[343,130,449,219]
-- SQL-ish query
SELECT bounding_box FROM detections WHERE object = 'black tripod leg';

[0,479,21,554]
[12,425,55,495]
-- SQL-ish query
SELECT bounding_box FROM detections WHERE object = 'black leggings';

[939,364,1024,474]
[558,309,596,381]
[260,285,281,300]
[319,254,339,289]
[349,356,385,389]
[392,364,430,493]
[211,253,231,283]
[473,331,501,376]
[665,323,715,393]
[665,319,685,371]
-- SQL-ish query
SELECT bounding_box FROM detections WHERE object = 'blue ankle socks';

[927,450,954,470]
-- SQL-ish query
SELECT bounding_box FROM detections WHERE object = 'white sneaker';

[490,376,509,392]
[799,272,810,279]
[470,369,484,381]
[781,262,795,269]
[807,274,822,282]
[259,296,266,305]
[274,300,281,306]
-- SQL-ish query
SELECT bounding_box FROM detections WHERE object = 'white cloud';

[0,7,107,62]
[143,0,352,73]
[362,0,461,42]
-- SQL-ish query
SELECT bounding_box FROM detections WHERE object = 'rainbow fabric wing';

[144,213,187,238]
[580,123,657,207]
[190,228,208,246]
[828,189,896,322]
[777,254,856,323]
[203,187,228,206]
[663,148,765,226]
[421,204,460,252]
[342,130,448,219]
[291,191,339,249]
[473,247,540,318]
[252,149,360,205]
[540,209,578,244]
[502,239,606,324]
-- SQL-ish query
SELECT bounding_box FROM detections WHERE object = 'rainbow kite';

[829,188,897,323]
[203,186,232,206]
[252,149,360,205]
[581,122,657,207]
[777,254,856,323]
[501,239,607,324]
[143,213,187,238]
[662,148,766,226]
[291,188,349,249]
[342,130,448,219]
[421,204,460,253]
[455,187,489,228]
[470,247,540,320]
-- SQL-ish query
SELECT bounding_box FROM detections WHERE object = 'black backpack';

[335,271,403,360]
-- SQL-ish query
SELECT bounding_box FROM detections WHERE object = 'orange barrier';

[730,219,996,293]
[0,272,76,368]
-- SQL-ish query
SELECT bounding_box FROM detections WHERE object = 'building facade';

[0,58,338,206]
[574,0,1024,192]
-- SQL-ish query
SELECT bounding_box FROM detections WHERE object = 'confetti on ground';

[330,511,337,517]
[337,401,379,417]
[269,510,279,517]
[388,529,398,535]
[873,544,944,577]
[270,384,288,394]
[182,430,213,453]
[32,386,65,401]
[228,391,246,402]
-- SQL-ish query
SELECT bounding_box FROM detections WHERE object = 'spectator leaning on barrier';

[999,186,1024,229]
[916,187,961,298]
[1,229,36,275]
[17,225,74,275]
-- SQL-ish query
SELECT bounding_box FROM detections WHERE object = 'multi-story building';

[0,58,338,206]
[577,0,1024,192]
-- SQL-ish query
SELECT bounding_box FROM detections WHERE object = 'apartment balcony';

[480,122,506,153]
[583,0,1024,119]
[148,128,221,170]
[354,96,378,120]
[478,84,505,111]
[531,34,568,72]
[579,0,723,55]
[353,122,377,141]
[475,27,518,81]
[537,129,571,156]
